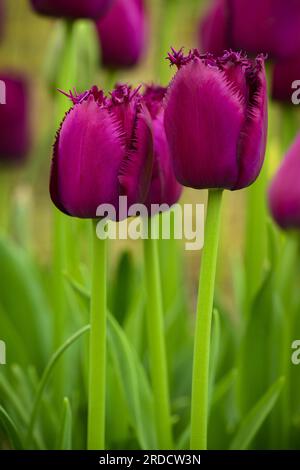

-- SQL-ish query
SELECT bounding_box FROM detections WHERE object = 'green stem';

[244,160,268,315]
[190,189,223,450]
[88,220,107,450]
[143,218,173,449]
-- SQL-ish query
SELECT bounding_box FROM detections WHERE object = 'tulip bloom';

[272,57,300,103]
[268,134,300,230]
[96,0,147,68]
[143,85,182,209]
[50,84,153,219]
[199,0,300,60]
[30,0,114,19]
[200,0,228,56]
[0,74,30,163]
[164,49,268,191]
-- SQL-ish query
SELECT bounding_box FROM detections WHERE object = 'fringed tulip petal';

[164,56,245,190]
[51,97,124,218]
[164,50,268,191]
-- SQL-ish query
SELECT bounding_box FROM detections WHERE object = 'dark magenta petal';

[272,57,300,103]
[118,104,153,207]
[145,112,182,209]
[234,58,268,189]
[96,0,147,68]
[30,0,114,19]
[268,134,300,230]
[51,96,124,218]
[200,0,229,55]
[230,0,300,60]
[0,73,30,164]
[164,57,245,190]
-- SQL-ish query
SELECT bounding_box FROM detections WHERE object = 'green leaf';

[108,314,157,449]
[211,369,237,408]
[26,325,90,446]
[237,271,283,414]
[57,398,72,450]
[230,377,285,450]
[0,405,23,449]
[0,237,51,369]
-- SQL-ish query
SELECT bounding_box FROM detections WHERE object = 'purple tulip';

[199,0,300,60]
[30,0,114,20]
[164,49,268,191]
[272,57,300,103]
[268,134,300,230]
[200,0,228,56]
[0,74,30,163]
[143,85,182,209]
[50,84,154,219]
[96,0,147,68]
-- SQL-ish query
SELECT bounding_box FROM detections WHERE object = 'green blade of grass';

[230,377,285,450]
[0,405,23,450]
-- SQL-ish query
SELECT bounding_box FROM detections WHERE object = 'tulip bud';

[143,85,182,209]
[30,0,114,20]
[268,134,300,230]
[96,0,147,69]
[230,0,300,60]
[199,0,300,61]
[0,74,30,164]
[164,49,268,191]
[272,57,300,104]
[199,0,229,56]
[50,84,153,219]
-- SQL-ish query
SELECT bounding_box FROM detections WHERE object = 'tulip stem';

[190,189,223,450]
[143,217,173,449]
[88,220,107,450]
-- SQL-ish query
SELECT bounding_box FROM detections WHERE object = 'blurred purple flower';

[199,0,228,56]
[50,84,154,219]
[164,49,268,191]
[269,133,300,230]
[272,57,300,103]
[0,74,30,164]
[30,0,114,19]
[199,0,300,60]
[143,85,182,209]
[96,0,147,69]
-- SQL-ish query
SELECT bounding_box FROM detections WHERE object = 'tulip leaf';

[0,236,51,370]
[57,398,72,450]
[26,325,90,446]
[107,314,157,449]
[0,405,23,450]
[230,377,284,450]
[237,271,283,414]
